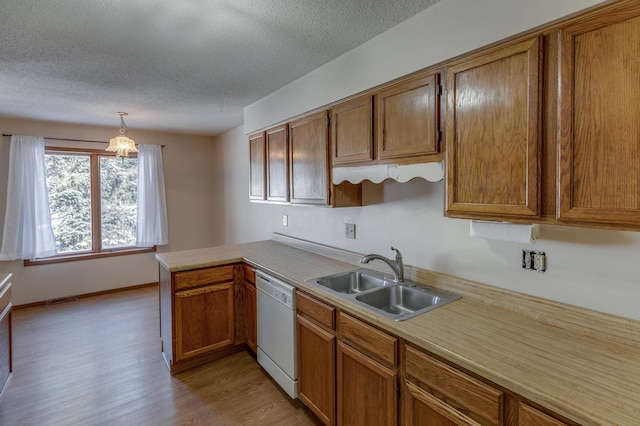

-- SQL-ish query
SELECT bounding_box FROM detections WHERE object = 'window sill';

[24,246,157,266]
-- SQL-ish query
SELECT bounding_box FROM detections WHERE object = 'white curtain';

[136,144,169,247]
[0,135,57,260]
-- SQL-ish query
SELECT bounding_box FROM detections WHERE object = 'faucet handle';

[390,246,402,261]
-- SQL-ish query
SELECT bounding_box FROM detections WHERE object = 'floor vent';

[45,296,79,306]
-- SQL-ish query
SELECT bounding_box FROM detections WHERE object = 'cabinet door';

[266,124,289,202]
[446,37,542,219]
[337,341,397,426]
[174,283,235,362]
[331,95,374,164]
[248,132,266,200]
[376,72,440,161]
[297,314,336,425]
[245,281,257,353]
[405,382,482,426]
[289,111,330,205]
[557,4,640,226]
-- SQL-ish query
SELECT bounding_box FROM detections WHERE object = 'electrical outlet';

[522,249,546,272]
[282,214,288,226]
[345,223,356,239]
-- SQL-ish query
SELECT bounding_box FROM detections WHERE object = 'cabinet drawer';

[338,312,397,366]
[244,264,256,284]
[174,265,234,290]
[406,346,503,426]
[297,292,335,330]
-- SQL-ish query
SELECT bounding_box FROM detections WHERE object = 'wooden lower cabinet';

[159,263,244,373]
[337,341,398,426]
[297,314,336,425]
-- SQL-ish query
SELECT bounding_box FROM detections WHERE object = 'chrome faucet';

[360,247,404,282]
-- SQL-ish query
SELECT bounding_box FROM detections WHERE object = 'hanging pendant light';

[106,112,138,157]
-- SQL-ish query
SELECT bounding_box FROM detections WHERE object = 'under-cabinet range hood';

[331,161,444,185]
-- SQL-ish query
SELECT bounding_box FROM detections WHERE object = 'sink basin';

[355,285,439,315]
[310,269,388,294]
[306,269,460,321]
[355,284,460,320]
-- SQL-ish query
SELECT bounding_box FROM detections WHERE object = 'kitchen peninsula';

[156,236,640,425]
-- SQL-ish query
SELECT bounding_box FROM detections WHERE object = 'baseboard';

[13,282,158,310]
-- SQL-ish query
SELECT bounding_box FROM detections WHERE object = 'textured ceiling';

[0,0,442,136]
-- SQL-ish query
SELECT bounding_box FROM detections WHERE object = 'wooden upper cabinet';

[376,72,441,161]
[330,95,374,165]
[445,36,542,219]
[266,124,289,202]
[289,111,330,205]
[557,4,640,226]
[248,132,266,200]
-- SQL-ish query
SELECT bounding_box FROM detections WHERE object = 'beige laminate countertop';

[156,241,640,425]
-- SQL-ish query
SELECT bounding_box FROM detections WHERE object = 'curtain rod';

[2,134,164,147]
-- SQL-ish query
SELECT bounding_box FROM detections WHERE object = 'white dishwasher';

[256,270,298,399]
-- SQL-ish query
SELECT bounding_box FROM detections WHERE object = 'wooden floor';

[0,286,320,425]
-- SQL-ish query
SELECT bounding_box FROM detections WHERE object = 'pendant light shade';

[106,112,138,157]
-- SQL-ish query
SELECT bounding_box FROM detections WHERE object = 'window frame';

[24,146,155,266]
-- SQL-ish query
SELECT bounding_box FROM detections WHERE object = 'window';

[26,147,153,264]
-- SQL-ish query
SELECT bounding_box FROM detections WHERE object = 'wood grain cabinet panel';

[338,312,397,367]
[244,280,257,353]
[377,72,441,161]
[330,95,374,164]
[337,341,397,426]
[174,282,235,362]
[297,291,335,330]
[405,381,482,426]
[297,314,336,425]
[248,132,266,200]
[405,346,503,426]
[266,124,289,202]
[290,111,330,205]
[517,402,567,426]
[557,4,640,226]
[446,36,542,219]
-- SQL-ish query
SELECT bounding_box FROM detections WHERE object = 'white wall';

[212,126,274,244]
[229,0,640,321]
[0,117,219,305]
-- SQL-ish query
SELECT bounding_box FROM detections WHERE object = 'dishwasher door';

[256,271,297,398]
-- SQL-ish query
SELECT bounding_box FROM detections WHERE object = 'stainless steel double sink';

[306,268,460,321]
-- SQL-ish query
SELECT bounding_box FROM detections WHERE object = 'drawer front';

[174,265,235,290]
[406,346,503,426]
[244,264,256,284]
[297,292,335,330]
[339,312,397,366]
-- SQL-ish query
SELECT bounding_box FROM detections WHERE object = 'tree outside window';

[45,149,138,255]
